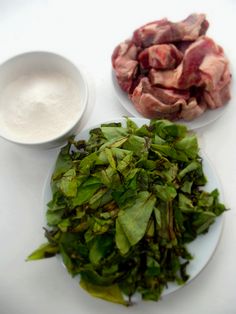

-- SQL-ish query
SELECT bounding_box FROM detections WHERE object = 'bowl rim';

[0,50,88,146]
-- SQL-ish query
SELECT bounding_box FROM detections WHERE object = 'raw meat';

[131,77,188,119]
[180,97,207,120]
[149,37,225,89]
[112,13,231,121]
[111,40,139,92]
[138,44,183,70]
[132,13,209,48]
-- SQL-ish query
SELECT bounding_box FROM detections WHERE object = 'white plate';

[43,117,224,302]
[111,71,229,130]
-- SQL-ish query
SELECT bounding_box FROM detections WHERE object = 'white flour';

[0,71,81,143]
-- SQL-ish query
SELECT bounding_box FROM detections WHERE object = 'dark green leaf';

[52,144,74,180]
[193,212,216,234]
[89,235,113,265]
[73,183,101,207]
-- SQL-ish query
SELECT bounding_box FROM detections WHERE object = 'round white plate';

[43,117,224,302]
[111,71,229,130]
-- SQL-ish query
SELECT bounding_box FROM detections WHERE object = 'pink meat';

[180,97,207,120]
[199,53,231,91]
[200,56,231,109]
[138,44,183,70]
[203,82,231,109]
[112,40,139,92]
[111,13,231,121]
[133,13,209,48]
[150,36,223,89]
[131,77,189,119]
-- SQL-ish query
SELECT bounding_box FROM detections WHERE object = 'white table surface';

[0,1,236,313]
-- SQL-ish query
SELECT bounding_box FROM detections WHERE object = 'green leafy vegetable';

[27,243,59,260]
[28,118,227,305]
[116,191,156,254]
[80,279,128,305]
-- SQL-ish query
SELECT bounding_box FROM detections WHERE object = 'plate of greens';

[28,118,226,306]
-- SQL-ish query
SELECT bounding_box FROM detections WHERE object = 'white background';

[0,1,236,313]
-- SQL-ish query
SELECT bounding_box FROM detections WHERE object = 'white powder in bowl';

[0,71,82,143]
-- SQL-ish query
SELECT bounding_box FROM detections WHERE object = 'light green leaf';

[27,243,58,260]
[154,207,161,228]
[116,192,156,253]
[46,209,64,226]
[179,193,195,212]
[58,218,71,232]
[58,168,77,197]
[155,184,177,202]
[101,126,128,140]
[181,181,193,194]
[174,135,198,159]
[123,134,148,155]
[99,137,128,150]
[116,153,133,173]
[126,117,138,132]
[150,119,187,139]
[151,144,189,161]
[89,187,108,206]
[104,148,116,169]
[79,152,98,175]
[115,219,131,255]
[80,279,127,305]
[178,161,200,179]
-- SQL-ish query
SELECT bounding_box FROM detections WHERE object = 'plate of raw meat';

[111,13,232,129]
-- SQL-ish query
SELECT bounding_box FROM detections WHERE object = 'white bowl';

[0,51,88,149]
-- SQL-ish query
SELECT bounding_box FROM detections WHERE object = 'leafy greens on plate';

[28,118,226,305]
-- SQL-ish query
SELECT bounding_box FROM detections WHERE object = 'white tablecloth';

[0,1,235,313]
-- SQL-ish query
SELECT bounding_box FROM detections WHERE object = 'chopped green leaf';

[28,118,227,305]
[116,192,156,253]
[27,243,58,260]
[80,279,128,305]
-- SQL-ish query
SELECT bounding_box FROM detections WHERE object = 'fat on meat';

[131,77,188,119]
[203,81,231,109]
[180,97,207,120]
[112,40,138,92]
[150,36,224,89]
[112,13,231,121]
[132,13,209,48]
[138,44,183,70]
